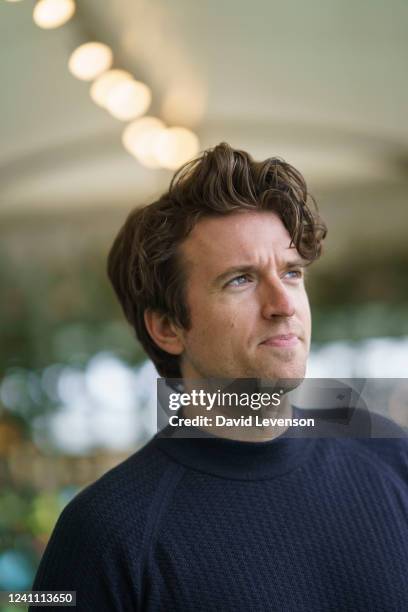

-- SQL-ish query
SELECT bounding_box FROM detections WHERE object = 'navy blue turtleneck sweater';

[31,408,408,611]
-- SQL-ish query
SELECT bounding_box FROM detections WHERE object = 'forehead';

[180,210,294,268]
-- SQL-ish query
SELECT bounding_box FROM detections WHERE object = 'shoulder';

[36,435,182,571]
[32,436,182,600]
[302,406,407,485]
[59,436,176,538]
[329,411,408,486]
[352,411,408,482]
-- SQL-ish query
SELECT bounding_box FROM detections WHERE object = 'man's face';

[176,210,312,380]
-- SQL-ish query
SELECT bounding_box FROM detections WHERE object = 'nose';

[260,277,296,319]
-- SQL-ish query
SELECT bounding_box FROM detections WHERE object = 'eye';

[284,269,303,280]
[226,274,252,287]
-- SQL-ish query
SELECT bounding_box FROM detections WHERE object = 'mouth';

[259,334,299,348]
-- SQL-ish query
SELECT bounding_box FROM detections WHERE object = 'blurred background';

[1,0,408,601]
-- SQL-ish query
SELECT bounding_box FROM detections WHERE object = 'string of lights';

[5,0,200,169]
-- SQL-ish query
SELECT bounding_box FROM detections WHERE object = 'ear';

[144,309,185,356]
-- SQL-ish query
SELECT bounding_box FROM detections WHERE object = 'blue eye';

[285,270,302,279]
[227,274,251,287]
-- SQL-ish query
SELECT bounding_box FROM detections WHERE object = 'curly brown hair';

[107,142,327,377]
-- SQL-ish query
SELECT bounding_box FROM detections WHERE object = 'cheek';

[186,295,246,358]
[189,287,239,326]
[296,284,310,312]
[302,294,311,321]
[190,304,238,340]
[299,294,312,336]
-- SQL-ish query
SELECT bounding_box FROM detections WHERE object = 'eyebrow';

[212,258,310,286]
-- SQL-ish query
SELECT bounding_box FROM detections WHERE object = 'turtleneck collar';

[154,405,317,481]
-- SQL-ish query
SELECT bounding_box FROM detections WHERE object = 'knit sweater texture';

[31,407,408,611]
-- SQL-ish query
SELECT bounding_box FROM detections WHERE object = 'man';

[31,143,408,611]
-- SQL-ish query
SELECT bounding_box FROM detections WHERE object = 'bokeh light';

[154,127,199,170]
[105,80,151,121]
[33,0,75,29]
[90,69,133,108]
[122,116,165,168]
[0,550,33,590]
[68,42,113,81]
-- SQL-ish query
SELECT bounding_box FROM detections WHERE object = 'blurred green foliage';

[0,244,145,373]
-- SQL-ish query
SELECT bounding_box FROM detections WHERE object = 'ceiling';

[1,0,407,256]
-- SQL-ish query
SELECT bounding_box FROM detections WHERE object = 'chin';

[255,360,307,384]
[254,344,308,378]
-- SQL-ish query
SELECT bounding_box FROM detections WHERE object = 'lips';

[260,334,299,348]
